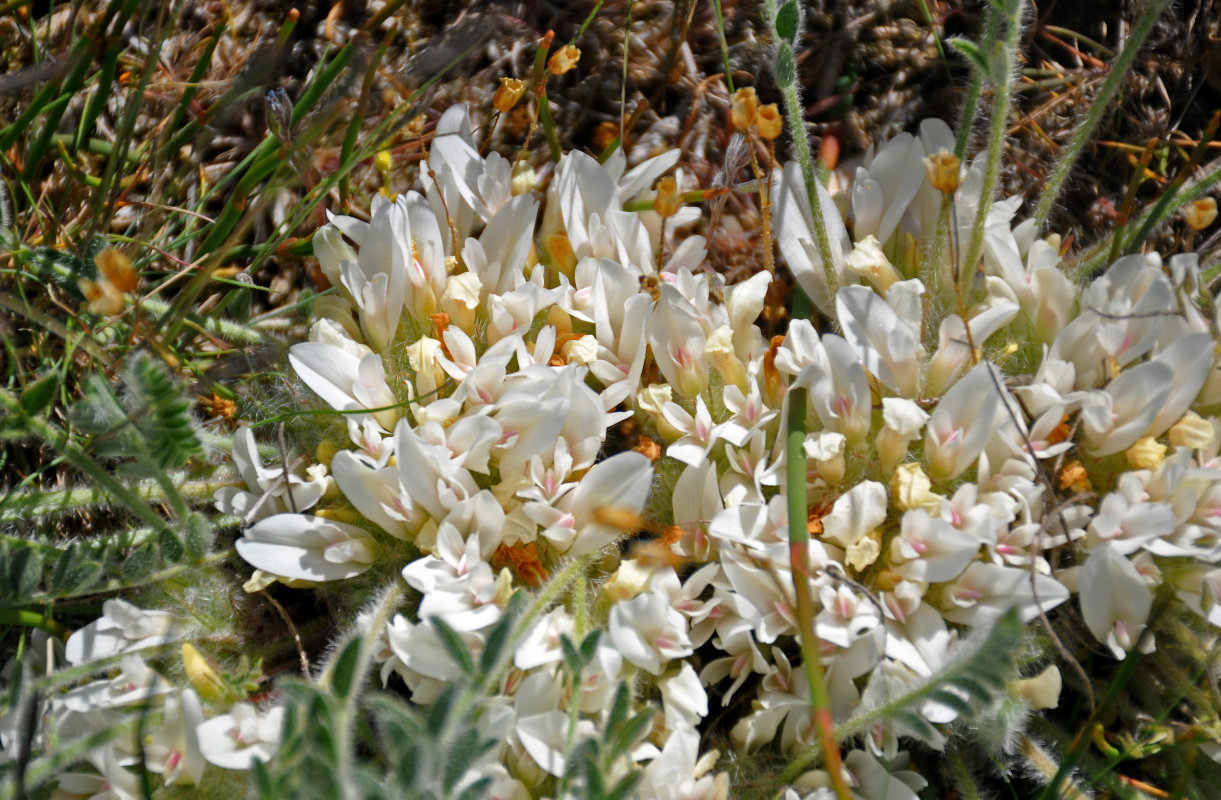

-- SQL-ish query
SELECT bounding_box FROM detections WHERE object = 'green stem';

[783,387,850,799]
[1032,0,1168,230]
[0,387,178,538]
[0,479,223,523]
[711,0,735,93]
[0,609,70,638]
[763,0,836,306]
[960,0,1025,284]
[321,581,403,795]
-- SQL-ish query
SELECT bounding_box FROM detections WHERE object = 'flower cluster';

[18,106,1221,798]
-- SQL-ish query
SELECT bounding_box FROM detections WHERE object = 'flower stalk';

[785,386,851,800]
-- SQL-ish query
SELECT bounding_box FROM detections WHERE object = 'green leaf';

[328,637,362,698]
[64,560,103,594]
[429,616,476,677]
[606,772,644,800]
[121,543,157,581]
[445,727,494,787]
[125,354,203,469]
[183,512,214,560]
[51,543,77,586]
[19,373,58,416]
[835,608,1023,744]
[159,529,184,563]
[426,685,456,737]
[948,38,993,81]
[775,42,797,87]
[606,682,630,734]
[480,610,512,675]
[560,633,583,676]
[71,375,127,436]
[455,778,493,800]
[582,754,607,799]
[579,629,602,665]
[775,1,800,42]
[7,547,41,599]
[608,708,653,759]
[25,247,94,295]
[928,688,974,717]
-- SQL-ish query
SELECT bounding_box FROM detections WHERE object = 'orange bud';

[95,247,138,292]
[547,45,580,75]
[755,103,783,140]
[731,87,758,131]
[493,77,526,113]
[654,175,681,218]
[1184,197,1218,231]
[924,149,961,196]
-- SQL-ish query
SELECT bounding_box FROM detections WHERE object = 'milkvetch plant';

[6,7,1221,799]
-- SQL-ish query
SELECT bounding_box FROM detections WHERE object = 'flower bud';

[755,103,783,140]
[1184,197,1218,231]
[891,462,942,512]
[731,87,758,131]
[96,246,138,292]
[547,44,580,75]
[1169,411,1216,450]
[654,175,681,218]
[923,149,961,196]
[493,77,526,113]
[1125,436,1166,470]
[545,231,578,276]
[1013,665,1062,710]
[1057,460,1092,492]
[182,643,226,702]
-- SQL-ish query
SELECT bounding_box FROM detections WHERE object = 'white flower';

[650,284,711,399]
[213,427,327,523]
[330,449,422,540]
[821,480,887,550]
[609,591,694,675]
[890,508,980,583]
[837,285,922,398]
[144,689,206,786]
[1078,542,1156,659]
[938,562,1069,626]
[196,703,284,770]
[876,398,929,472]
[924,361,1004,480]
[65,599,178,665]
[659,663,710,731]
[235,514,379,582]
[1079,360,1175,457]
[289,340,399,430]
[56,655,170,713]
[772,161,852,316]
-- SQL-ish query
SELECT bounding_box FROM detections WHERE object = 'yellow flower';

[547,45,580,75]
[1125,436,1166,470]
[755,103,783,140]
[1184,197,1218,231]
[493,77,526,113]
[923,149,961,196]
[654,175,681,218]
[731,87,758,131]
[1169,411,1216,450]
[891,462,942,512]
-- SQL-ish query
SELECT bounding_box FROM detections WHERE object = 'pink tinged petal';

[1082,361,1174,456]
[772,162,850,316]
[566,452,654,556]
[1079,542,1154,659]
[924,361,1003,480]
